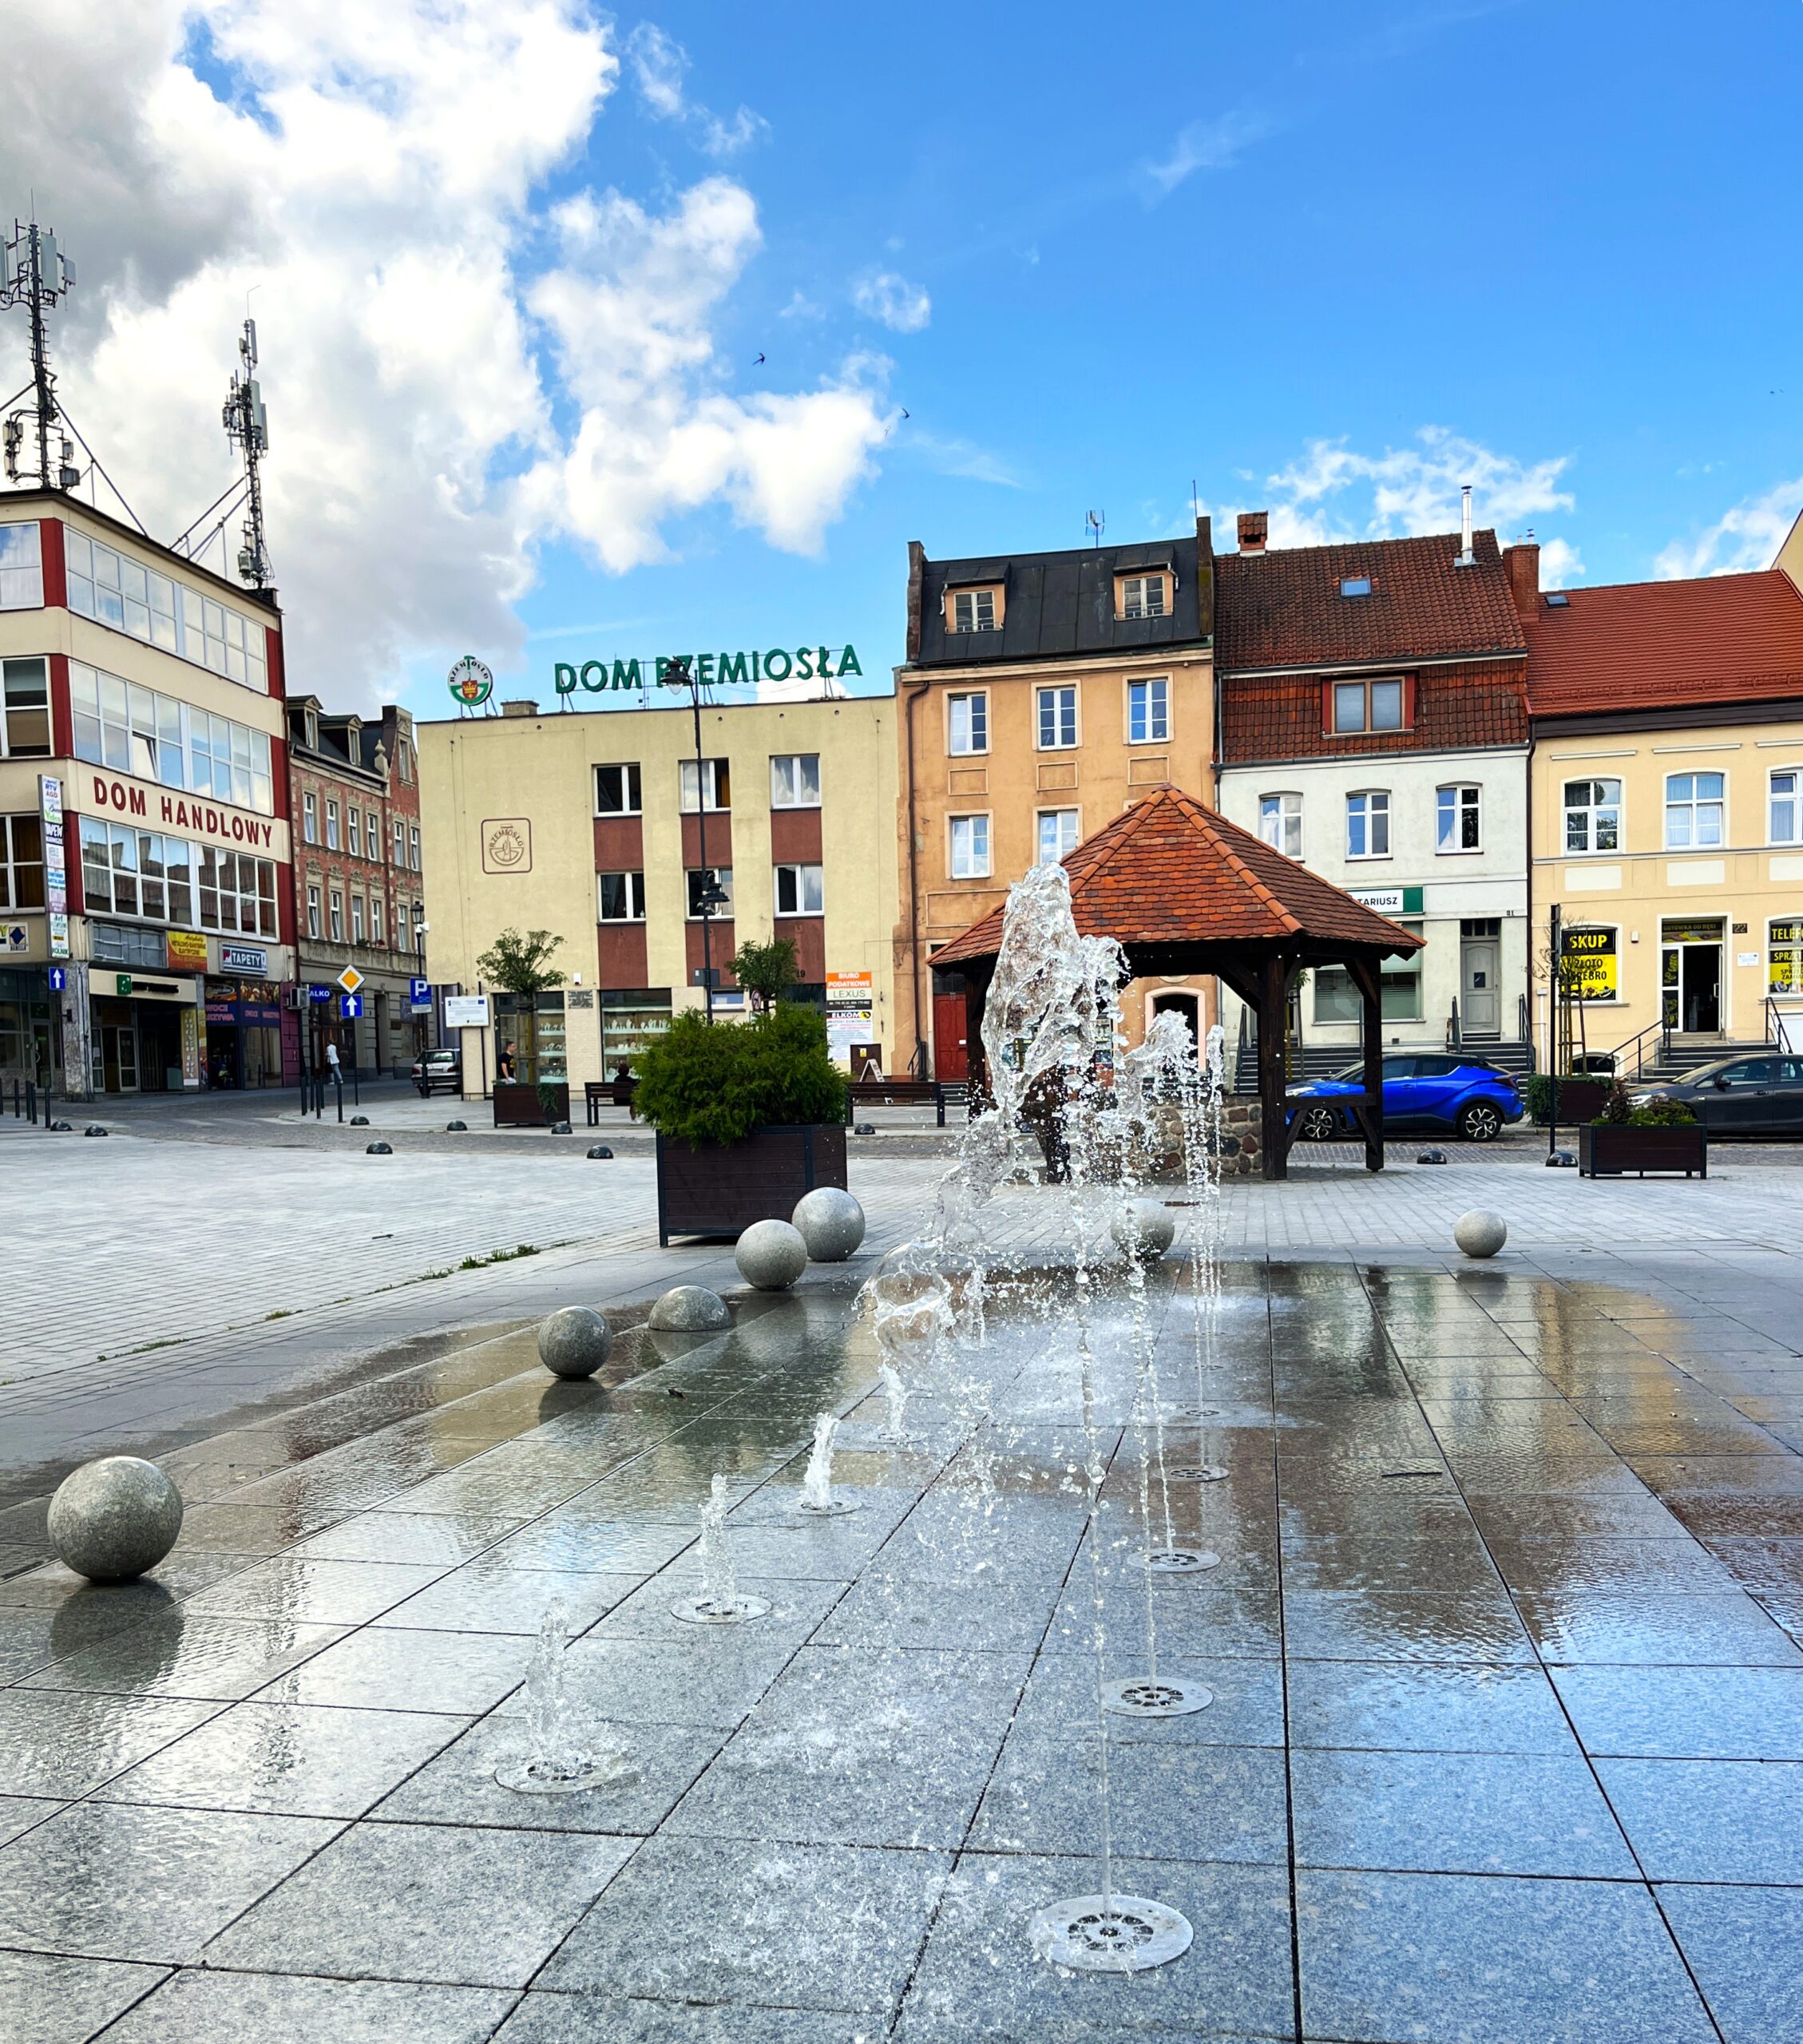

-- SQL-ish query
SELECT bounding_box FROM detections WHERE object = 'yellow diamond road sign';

[336,967,364,996]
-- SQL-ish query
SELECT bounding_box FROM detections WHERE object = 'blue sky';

[7,1,1802,715]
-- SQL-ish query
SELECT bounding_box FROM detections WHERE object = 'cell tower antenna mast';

[222,317,271,588]
[1,216,79,492]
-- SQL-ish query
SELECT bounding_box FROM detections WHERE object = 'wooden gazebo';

[929,786,1425,1180]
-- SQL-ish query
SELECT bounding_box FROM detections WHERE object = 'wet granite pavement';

[4,1251,1803,2040]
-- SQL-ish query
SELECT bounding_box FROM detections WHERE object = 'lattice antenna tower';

[0,217,79,493]
[222,317,271,588]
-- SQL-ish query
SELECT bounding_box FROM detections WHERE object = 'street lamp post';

[667,660,726,1021]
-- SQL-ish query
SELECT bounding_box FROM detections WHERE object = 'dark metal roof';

[906,524,1212,667]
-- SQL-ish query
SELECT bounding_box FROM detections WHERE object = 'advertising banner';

[1561,926,1618,1000]
[445,993,492,1029]
[166,929,208,974]
[825,971,874,1068]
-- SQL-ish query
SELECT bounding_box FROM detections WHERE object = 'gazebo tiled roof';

[930,786,1424,968]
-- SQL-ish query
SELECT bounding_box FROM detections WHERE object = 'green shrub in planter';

[636,1004,846,1149]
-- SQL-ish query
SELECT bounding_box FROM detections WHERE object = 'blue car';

[1288,1053,1524,1143]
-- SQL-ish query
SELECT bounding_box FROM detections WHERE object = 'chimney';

[1503,541,1540,621]
[905,540,925,663]
[1237,510,1268,554]
[501,699,539,718]
[1456,483,1475,567]
[1195,513,1214,640]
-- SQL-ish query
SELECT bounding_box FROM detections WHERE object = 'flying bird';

[753,352,765,366]
[900,407,910,420]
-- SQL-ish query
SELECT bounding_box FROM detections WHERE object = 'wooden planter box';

[493,1080,569,1128]
[1546,1078,1611,1124]
[655,1122,848,1244]
[1579,1123,1708,1178]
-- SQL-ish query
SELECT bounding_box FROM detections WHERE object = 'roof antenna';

[1456,482,1475,568]
[222,315,271,588]
[1085,509,1104,548]
[1,214,79,492]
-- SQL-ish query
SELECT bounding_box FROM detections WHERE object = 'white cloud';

[1207,427,1581,573]
[852,271,931,334]
[1143,111,1270,197]
[1655,476,1803,579]
[625,21,767,158]
[0,2,877,703]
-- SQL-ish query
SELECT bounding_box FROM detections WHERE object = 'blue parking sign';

[409,976,430,1003]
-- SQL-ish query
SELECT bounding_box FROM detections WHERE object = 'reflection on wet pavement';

[3,1255,1803,2036]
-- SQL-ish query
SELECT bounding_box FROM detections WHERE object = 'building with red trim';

[1214,512,1534,1072]
[0,491,294,1095]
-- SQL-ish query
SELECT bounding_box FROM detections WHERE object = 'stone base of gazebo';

[1128,1096,1266,1182]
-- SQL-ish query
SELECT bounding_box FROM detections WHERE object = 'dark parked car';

[412,1047,462,1096]
[1289,1054,1524,1143]
[1628,1054,1803,1137]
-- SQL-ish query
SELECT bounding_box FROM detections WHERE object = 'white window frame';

[679,759,731,812]
[1036,684,1078,751]
[325,799,340,851]
[371,895,385,945]
[1770,917,1803,997]
[0,656,51,760]
[949,586,999,634]
[350,894,365,945]
[61,527,267,691]
[774,862,825,916]
[684,866,734,919]
[1665,770,1725,850]
[1436,782,1482,854]
[1769,769,1802,847]
[1119,573,1168,620]
[1127,675,1170,745]
[594,763,643,816]
[947,691,989,757]
[949,813,992,879]
[771,754,822,809]
[306,883,320,940]
[347,806,361,859]
[394,817,406,866]
[1346,789,1391,860]
[328,890,343,942]
[303,791,318,845]
[598,870,648,923]
[1332,677,1405,735]
[0,521,44,610]
[1259,792,1302,858]
[409,824,420,870]
[1036,809,1080,865]
[1563,776,1623,856]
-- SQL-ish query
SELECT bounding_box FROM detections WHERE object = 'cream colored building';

[418,691,898,1095]
[1526,568,1803,1067]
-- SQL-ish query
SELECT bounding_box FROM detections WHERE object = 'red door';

[933,991,969,1082]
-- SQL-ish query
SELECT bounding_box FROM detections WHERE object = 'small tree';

[476,928,565,995]
[730,935,802,1012]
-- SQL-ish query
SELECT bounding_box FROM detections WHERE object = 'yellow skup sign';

[1561,926,1618,1000]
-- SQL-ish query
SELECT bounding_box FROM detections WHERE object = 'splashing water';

[672,1473,771,1624]
[495,1599,634,1792]
[877,1361,910,1444]
[798,1410,857,1516]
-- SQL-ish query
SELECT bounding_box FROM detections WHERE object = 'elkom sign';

[554,646,864,696]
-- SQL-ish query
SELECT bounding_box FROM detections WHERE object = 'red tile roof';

[1222,657,1528,764]
[1526,569,1803,717]
[930,786,1423,967]
[1215,529,1527,672]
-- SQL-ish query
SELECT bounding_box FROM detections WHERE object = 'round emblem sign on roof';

[448,656,493,708]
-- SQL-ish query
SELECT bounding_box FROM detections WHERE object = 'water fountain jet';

[671,1474,771,1623]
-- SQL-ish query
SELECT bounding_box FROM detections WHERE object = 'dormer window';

[303,708,319,750]
[1119,572,1169,620]
[949,586,1001,634]
[1339,576,1373,598]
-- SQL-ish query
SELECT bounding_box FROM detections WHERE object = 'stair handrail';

[1446,997,1460,1050]
[1606,1016,1670,1080]
[1767,996,1795,1056]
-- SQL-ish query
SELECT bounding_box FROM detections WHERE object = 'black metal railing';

[1766,998,1796,1055]
[1607,1017,1671,1080]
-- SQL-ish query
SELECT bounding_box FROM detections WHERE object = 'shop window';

[949,814,991,878]
[1314,923,1423,1023]
[600,988,672,1072]
[1127,676,1169,743]
[1770,770,1801,846]
[775,862,823,916]
[771,754,822,807]
[949,585,1001,633]
[0,814,45,910]
[685,866,733,918]
[493,990,567,1083]
[1346,790,1391,858]
[1563,777,1621,854]
[0,521,43,609]
[599,870,647,921]
[1036,686,1077,751]
[1331,677,1406,734]
[1666,771,1724,850]
[0,657,50,758]
[1771,921,1803,996]
[1436,783,1481,853]
[1118,573,1168,620]
[1260,792,1302,858]
[1036,809,1080,864]
[595,762,642,815]
[948,691,988,756]
[679,759,731,811]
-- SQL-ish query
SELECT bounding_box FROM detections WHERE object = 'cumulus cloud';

[1207,427,1582,576]
[1143,111,1270,198]
[852,271,931,335]
[625,21,768,158]
[0,2,870,703]
[1655,475,1803,579]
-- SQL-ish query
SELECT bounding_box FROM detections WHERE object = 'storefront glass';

[600,988,672,1076]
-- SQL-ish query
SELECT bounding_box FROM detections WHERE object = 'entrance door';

[1149,991,1199,1055]
[101,1024,139,1094]
[1460,937,1500,1037]
[932,988,969,1083]
[1662,927,1723,1032]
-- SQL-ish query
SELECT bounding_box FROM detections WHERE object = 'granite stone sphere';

[1111,1198,1176,1261]
[648,1285,731,1333]
[1454,1209,1508,1259]
[537,1305,612,1379]
[791,1186,866,1262]
[735,1218,808,1292]
[48,1457,183,1583]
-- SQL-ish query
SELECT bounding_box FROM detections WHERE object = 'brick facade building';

[286,697,427,1075]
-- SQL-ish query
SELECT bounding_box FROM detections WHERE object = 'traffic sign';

[337,966,364,996]
[48,965,66,992]
[340,992,363,1019]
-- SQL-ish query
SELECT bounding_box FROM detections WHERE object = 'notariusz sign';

[554,646,863,696]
